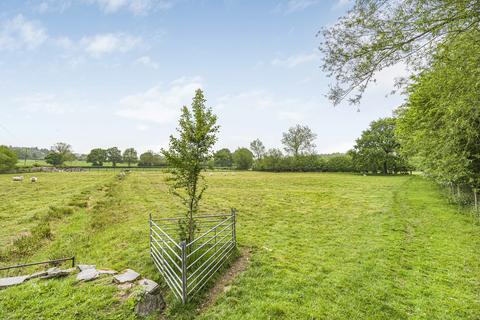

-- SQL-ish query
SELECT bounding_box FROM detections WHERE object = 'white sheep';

[30,177,38,183]
[12,176,24,182]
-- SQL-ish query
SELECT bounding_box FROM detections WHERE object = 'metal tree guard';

[149,209,237,303]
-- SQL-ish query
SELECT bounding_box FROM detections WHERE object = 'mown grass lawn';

[0,171,479,319]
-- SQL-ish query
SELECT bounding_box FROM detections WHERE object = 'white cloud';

[81,33,141,57]
[116,76,203,124]
[271,52,318,68]
[0,15,48,51]
[277,111,304,121]
[14,94,74,114]
[134,55,159,69]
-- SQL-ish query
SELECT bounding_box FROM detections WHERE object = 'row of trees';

[212,120,410,174]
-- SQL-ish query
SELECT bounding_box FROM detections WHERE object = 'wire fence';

[149,210,237,303]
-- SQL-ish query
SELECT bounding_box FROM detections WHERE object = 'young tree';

[45,142,74,166]
[162,89,219,243]
[87,148,107,166]
[123,148,138,167]
[319,0,479,105]
[232,148,254,170]
[106,147,122,167]
[281,125,317,157]
[250,139,266,160]
[214,148,233,167]
[0,145,18,172]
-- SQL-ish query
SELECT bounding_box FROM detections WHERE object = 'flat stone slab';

[98,269,117,275]
[76,269,99,282]
[137,278,159,294]
[77,264,96,272]
[113,269,140,284]
[27,271,48,280]
[0,275,29,289]
[40,267,74,279]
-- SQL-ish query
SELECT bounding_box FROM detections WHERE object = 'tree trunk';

[474,188,478,214]
[383,161,387,175]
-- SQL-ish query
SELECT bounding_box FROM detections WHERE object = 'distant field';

[15,160,141,167]
[0,172,479,319]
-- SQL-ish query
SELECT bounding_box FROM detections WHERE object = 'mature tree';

[281,125,317,157]
[0,145,18,172]
[123,148,138,167]
[319,0,479,105]
[256,148,284,171]
[396,30,480,189]
[106,147,122,167]
[139,151,155,166]
[350,118,407,174]
[86,148,107,166]
[45,142,74,166]
[250,139,266,160]
[232,148,254,170]
[214,148,233,167]
[162,89,219,243]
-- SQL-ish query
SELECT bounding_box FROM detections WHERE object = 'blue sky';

[0,0,406,154]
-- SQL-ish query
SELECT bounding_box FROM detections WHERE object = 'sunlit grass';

[0,172,479,319]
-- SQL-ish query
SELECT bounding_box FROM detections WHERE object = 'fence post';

[181,240,188,304]
[474,188,478,214]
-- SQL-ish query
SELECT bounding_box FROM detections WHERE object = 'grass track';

[0,172,479,319]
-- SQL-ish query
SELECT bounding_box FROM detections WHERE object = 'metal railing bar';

[187,245,235,293]
[189,249,234,297]
[187,239,234,281]
[188,249,235,297]
[151,221,182,249]
[151,254,183,299]
[151,250,182,288]
[151,244,182,279]
[151,228,182,258]
[151,238,182,273]
[187,221,233,253]
[186,217,231,248]
[187,230,231,263]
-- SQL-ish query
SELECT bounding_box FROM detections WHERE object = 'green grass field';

[0,171,479,319]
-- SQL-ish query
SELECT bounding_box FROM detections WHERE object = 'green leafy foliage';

[281,124,317,156]
[86,148,107,166]
[45,142,74,166]
[350,117,410,174]
[0,145,18,172]
[396,30,480,189]
[232,148,254,170]
[214,148,233,167]
[122,147,138,166]
[320,0,479,105]
[162,89,219,242]
[106,147,122,167]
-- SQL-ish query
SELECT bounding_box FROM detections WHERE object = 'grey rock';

[137,278,159,294]
[77,264,96,272]
[98,269,117,275]
[40,267,72,279]
[0,275,29,289]
[134,292,165,316]
[76,269,99,282]
[117,283,134,291]
[27,271,48,280]
[113,269,140,284]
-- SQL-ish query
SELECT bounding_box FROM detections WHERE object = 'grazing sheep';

[30,177,38,183]
[12,176,24,182]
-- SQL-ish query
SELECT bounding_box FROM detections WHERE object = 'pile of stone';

[0,264,164,316]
